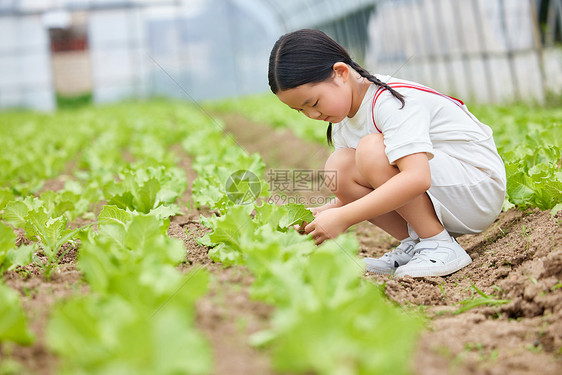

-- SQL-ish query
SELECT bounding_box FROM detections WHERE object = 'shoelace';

[381,242,416,264]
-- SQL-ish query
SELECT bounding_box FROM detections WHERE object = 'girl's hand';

[304,207,350,245]
[294,206,321,234]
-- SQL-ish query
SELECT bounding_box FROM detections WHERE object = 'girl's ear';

[332,62,350,82]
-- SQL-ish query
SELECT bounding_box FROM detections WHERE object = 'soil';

[1,112,560,375]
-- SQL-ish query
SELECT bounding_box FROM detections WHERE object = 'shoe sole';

[365,267,393,275]
[364,259,394,275]
[393,254,472,278]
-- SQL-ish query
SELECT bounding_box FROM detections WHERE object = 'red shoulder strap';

[371,82,465,133]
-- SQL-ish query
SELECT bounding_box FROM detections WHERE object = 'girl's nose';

[303,108,322,119]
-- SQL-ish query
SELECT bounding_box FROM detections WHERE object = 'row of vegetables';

[0,100,420,374]
[1,103,214,373]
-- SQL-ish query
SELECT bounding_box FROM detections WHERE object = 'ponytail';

[348,61,405,109]
[269,29,406,146]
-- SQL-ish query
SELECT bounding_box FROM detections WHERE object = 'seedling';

[438,281,446,300]
[521,225,532,252]
[2,201,94,280]
[453,282,510,314]
[498,226,506,238]
[526,343,543,353]
[464,342,499,363]
[33,226,90,281]
[492,285,504,294]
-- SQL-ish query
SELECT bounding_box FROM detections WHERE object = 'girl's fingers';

[304,223,328,244]
[293,221,309,234]
[306,228,324,245]
[314,236,321,245]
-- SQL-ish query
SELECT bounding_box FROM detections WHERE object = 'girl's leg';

[354,134,444,238]
[353,134,472,277]
[324,148,409,240]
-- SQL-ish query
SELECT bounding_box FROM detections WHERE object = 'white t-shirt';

[332,75,505,183]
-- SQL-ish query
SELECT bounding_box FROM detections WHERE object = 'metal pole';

[529,0,547,101]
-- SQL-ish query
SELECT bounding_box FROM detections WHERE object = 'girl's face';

[276,64,354,123]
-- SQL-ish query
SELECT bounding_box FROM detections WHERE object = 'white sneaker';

[364,239,418,275]
[394,239,472,278]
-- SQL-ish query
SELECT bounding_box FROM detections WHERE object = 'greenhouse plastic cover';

[0,13,54,110]
[88,0,282,103]
[0,0,380,109]
[0,0,557,110]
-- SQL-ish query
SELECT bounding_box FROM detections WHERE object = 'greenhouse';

[0,1,561,375]
[1,0,561,110]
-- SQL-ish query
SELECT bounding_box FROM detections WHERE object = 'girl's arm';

[304,153,431,243]
[312,197,342,214]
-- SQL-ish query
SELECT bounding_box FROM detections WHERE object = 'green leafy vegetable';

[0,283,34,345]
[47,293,211,375]
[2,201,91,280]
[0,222,35,273]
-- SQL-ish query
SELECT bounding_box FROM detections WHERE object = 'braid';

[349,61,405,108]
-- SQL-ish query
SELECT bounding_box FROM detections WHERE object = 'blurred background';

[0,0,560,111]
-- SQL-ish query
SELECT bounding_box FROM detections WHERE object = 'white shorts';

[425,149,506,237]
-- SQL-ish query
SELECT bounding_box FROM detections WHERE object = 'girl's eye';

[312,100,319,107]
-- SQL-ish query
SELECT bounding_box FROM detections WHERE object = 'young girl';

[268,29,506,278]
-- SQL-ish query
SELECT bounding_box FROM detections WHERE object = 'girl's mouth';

[323,116,330,121]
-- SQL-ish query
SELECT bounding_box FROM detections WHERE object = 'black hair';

[268,29,405,146]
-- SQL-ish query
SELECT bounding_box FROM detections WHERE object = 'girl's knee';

[325,148,355,173]
[355,134,389,171]
[324,148,356,192]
